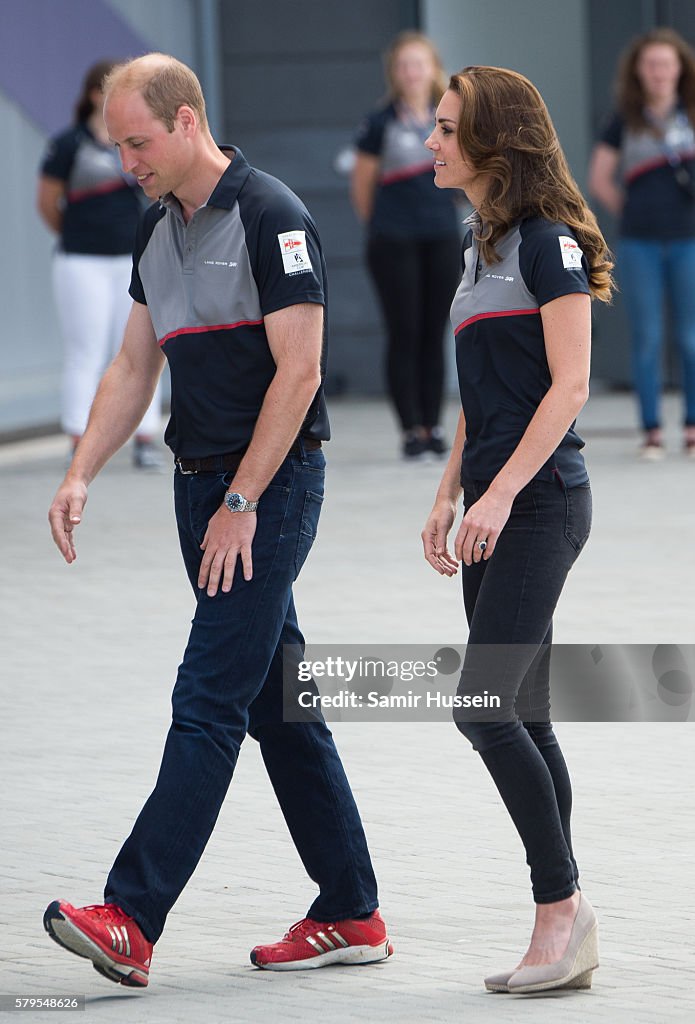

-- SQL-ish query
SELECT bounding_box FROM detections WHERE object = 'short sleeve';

[40,129,78,181]
[128,203,164,305]
[354,109,387,156]
[519,222,591,307]
[598,111,623,150]
[247,193,325,317]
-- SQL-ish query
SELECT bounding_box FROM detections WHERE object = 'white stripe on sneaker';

[256,940,392,971]
[106,924,119,952]
[316,931,336,950]
[330,928,350,947]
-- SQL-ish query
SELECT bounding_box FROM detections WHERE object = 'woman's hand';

[454,489,513,566]
[422,499,459,576]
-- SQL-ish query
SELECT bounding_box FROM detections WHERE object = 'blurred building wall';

[218,0,420,398]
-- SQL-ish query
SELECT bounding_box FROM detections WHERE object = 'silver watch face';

[225,492,245,512]
[224,492,258,513]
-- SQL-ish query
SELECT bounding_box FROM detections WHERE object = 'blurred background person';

[350,32,461,461]
[37,60,163,469]
[589,28,695,460]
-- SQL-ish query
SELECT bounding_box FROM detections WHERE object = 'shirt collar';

[207,146,252,208]
[159,145,251,214]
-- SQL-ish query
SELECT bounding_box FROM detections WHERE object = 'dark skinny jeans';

[455,475,592,904]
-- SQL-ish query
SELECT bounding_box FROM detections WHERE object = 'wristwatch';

[224,491,259,513]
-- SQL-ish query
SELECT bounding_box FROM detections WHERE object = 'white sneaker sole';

[253,938,393,971]
[44,904,148,987]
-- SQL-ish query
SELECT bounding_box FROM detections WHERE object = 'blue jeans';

[104,447,378,942]
[618,237,695,430]
[455,476,592,903]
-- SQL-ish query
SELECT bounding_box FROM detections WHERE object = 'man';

[44,53,391,988]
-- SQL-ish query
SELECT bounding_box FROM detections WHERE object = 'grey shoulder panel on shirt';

[137,204,262,343]
[450,225,536,331]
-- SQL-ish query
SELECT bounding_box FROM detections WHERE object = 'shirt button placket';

[183,218,198,275]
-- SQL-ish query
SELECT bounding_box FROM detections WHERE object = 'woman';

[589,28,695,459]
[37,60,163,469]
[351,32,461,460]
[422,67,614,993]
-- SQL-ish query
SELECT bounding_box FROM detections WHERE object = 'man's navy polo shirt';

[130,146,330,458]
[451,217,591,487]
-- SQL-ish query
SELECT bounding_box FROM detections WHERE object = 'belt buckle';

[176,458,197,475]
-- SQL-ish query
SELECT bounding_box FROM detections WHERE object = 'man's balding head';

[104,53,207,132]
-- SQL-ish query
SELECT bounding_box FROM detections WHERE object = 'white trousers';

[52,252,162,437]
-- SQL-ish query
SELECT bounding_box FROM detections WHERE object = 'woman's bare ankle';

[517,890,581,967]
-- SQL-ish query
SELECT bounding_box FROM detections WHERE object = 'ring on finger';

[477,539,487,553]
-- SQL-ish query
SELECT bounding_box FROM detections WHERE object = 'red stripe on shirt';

[454,308,540,335]
[159,319,264,347]
[624,150,695,184]
[380,161,435,185]
[66,179,129,202]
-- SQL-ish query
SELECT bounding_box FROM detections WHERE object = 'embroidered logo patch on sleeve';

[558,235,584,270]
[278,230,313,276]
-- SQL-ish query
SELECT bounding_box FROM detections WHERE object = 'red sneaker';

[250,910,393,971]
[43,900,152,987]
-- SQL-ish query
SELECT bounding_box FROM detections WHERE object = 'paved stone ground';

[1,394,693,1023]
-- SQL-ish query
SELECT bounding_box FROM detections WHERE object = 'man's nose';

[119,147,136,173]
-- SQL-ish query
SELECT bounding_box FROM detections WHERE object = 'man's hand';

[199,506,257,596]
[48,477,88,564]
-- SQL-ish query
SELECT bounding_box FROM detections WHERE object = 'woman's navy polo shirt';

[355,102,459,239]
[451,217,591,487]
[600,109,695,240]
[40,123,142,255]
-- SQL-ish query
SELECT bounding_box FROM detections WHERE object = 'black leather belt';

[176,438,322,474]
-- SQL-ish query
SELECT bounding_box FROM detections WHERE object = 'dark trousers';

[104,448,378,941]
[455,476,592,903]
[366,234,461,432]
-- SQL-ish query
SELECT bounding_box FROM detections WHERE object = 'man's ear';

[176,105,197,134]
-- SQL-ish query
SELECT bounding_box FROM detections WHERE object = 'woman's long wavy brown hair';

[615,27,695,131]
[449,66,614,302]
